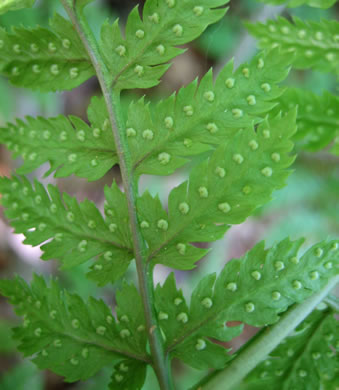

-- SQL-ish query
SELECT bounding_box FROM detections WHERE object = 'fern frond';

[109,359,147,389]
[127,49,291,176]
[0,176,133,284]
[154,238,339,370]
[0,0,35,15]
[0,275,149,382]
[256,0,338,8]
[0,14,94,91]
[100,0,229,90]
[246,17,339,75]
[155,273,241,369]
[0,96,117,181]
[239,308,338,389]
[275,88,339,153]
[137,110,296,270]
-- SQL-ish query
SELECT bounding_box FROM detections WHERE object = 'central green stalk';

[59,2,173,388]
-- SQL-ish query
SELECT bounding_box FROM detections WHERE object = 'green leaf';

[275,88,339,153]
[246,17,339,76]
[75,0,95,10]
[0,13,94,91]
[0,275,149,382]
[239,308,339,390]
[155,273,241,370]
[155,238,339,370]
[109,359,147,389]
[127,49,291,176]
[0,176,133,284]
[100,0,229,90]
[86,183,134,285]
[137,110,296,270]
[0,96,117,181]
[0,0,35,15]
[256,0,338,8]
[114,282,148,356]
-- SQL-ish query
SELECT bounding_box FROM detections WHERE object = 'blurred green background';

[0,0,338,389]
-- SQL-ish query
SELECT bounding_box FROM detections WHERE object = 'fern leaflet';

[0,96,117,181]
[127,49,290,176]
[0,275,149,382]
[109,359,147,389]
[246,17,339,76]
[137,111,296,270]
[100,0,229,90]
[275,88,339,154]
[0,14,94,91]
[256,0,338,8]
[239,308,338,389]
[0,176,133,285]
[154,239,339,369]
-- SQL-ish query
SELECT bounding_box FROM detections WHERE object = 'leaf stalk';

[193,275,339,390]
[59,2,173,388]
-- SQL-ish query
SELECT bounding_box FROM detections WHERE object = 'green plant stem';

[193,275,339,390]
[323,295,339,312]
[59,2,173,389]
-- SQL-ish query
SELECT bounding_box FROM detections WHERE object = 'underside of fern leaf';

[154,238,339,369]
[239,308,339,389]
[0,176,133,285]
[275,88,339,154]
[0,0,338,389]
[0,48,292,181]
[0,96,117,180]
[0,275,149,382]
[101,0,230,90]
[0,13,94,91]
[246,17,339,76]
[137,110,296,269]
[256,0,338,8]
[127,49,291,176]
